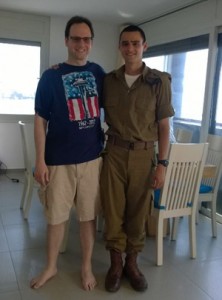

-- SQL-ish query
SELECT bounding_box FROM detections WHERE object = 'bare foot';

[30,268,57,289]
[81,268,97,291]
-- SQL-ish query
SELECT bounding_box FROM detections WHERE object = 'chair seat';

[155,184,213,210]
[199,184,213,194]
[154,188,193,209]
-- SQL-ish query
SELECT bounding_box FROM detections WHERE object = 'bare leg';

[79,219,97,291]
[30,222,65,289]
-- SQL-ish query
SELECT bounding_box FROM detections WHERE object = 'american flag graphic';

[62,71,100,121]
[67,96,99,121]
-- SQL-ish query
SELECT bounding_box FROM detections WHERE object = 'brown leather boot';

[123,253,148,292]
[105,249,123,292]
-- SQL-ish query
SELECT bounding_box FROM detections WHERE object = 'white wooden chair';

[19,121,36,219]
[198,134,222,237]
[152,143,208,266]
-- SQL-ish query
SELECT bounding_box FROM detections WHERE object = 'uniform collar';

[112,62,164,85]
[114,62,150,79]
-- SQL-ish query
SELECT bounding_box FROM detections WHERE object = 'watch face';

[158,160,169,167]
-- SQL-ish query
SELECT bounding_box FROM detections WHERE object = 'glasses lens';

[69,36,92,43]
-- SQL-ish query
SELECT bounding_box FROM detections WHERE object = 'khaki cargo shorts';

[38,157,102,225]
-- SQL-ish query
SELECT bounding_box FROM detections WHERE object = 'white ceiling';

[0,0,207,25]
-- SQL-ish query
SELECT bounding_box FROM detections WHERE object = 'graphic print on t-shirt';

[62,71,99,121]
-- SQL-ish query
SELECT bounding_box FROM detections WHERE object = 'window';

[216,66,222,126]
[0,39,41,115]
[143,35,209,125]
[144,34,222,221]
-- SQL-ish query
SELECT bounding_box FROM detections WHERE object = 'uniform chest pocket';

[133,87,157,111]
[135,95,156,112]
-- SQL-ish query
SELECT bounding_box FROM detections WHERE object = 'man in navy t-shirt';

[30,15,105,291]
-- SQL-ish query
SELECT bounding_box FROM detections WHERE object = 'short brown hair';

[119,25,146,43]
[65,16,94,39]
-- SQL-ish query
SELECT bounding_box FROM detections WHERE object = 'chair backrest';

[202,134,222,191]
[158,143,208,214]
[175,128,193,143]
[19,121,35,172]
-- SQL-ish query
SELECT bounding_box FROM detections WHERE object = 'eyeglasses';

[69,36,93,44]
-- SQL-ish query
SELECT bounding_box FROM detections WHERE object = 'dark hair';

[65,16,94,38]
[119,25,146,43]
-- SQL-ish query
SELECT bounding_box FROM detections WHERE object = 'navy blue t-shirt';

[35,62,105,165]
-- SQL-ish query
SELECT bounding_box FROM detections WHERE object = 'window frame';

[209,32,222,134]
[143,34,209,125]
[0,38,41,116]
[0,10,49,121]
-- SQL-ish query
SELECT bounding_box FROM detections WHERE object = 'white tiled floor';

[0,171,222,300]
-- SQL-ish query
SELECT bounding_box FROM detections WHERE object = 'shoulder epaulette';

[145,68,171,85]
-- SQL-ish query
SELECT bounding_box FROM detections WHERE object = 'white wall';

[0,11,118,169]
[0,10,50,72]
[140,0,222,46]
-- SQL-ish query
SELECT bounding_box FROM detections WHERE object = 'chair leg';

[156,215,164,266]
[20,172,29,210]
[196,201,201,224]
[23,176,34,219]
[171,217,179,240]
[211,199,217,238]
[189,215,196,259]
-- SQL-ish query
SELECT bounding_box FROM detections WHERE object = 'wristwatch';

[158,159,169,167]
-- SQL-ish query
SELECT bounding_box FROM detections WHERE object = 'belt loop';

[144,142,147,150]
